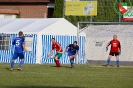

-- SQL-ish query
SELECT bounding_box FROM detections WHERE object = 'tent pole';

[76,22,80,64]
[36,32,42,64]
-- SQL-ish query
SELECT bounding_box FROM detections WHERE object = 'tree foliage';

[53,0,133,25]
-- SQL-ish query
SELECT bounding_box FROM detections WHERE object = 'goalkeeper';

[106,35,121,67]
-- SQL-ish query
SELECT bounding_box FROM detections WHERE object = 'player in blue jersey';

[10,31,27,71]
[65,41,79,68]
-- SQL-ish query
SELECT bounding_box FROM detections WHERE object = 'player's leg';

[106,52,113,66]
[18,53,24,70]
[115,53,120,67]
[68,52,74,67]
[10,53,18,71]
[69,56,74,68]
[54,53,62,67]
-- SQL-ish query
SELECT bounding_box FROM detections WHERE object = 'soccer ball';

[50,55,55,59]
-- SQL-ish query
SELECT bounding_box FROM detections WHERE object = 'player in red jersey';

[48,38,63,67]
[106,35,121,67]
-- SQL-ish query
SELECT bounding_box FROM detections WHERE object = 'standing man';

[49,38,63,67]
[10,31,27,71]
[106,35,121,67]
[65,41,79,68]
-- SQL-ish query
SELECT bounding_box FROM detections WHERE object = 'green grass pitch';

[0,63,133,88]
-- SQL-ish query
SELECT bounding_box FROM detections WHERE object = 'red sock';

[56,60,61,67]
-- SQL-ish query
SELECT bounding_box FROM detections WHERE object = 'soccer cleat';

[18,68,22,71]
[117,65,119,67]
[105,64,108,67]
[10,68,13,71]
[71,65,74,68]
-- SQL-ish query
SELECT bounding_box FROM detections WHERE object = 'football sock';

[107,58,110,64]
[19,60,24,68]
[70,60,74,66]
[116,60,120,66]
[11,61,14,68]
[56,60,61,67]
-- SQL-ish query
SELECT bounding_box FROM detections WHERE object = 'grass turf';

[0,63,133,88]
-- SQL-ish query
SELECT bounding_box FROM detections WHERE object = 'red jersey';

[52,42,63,53]
[107,40,121,53]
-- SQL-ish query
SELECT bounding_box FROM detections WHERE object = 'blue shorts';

[12,53,24,60]
[68,52,76,57]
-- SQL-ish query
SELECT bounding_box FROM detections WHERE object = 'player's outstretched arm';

[65,45,69,52]
[106,41,111,52]
[48,50,54,56]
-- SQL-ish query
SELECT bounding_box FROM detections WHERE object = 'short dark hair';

[52,38,55,40]
[74,41,77,44]
[19,31,23,36]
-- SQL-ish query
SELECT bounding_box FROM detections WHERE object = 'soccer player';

[10,31,27,71]
[65,41,79,68]
[48,38,63,67]
[106,35,121,67]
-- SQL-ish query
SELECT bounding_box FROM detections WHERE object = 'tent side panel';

[0,34,37,64]
[41,35,85,64]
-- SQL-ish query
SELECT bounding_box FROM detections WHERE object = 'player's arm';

[106,41,111,51]
[22,44,27,52]
[106,41,111,47]
[49,50,54,56]
[49,45,54,56]
[118,42,121,54]
[22,38,27,51]
[65,44,71,52]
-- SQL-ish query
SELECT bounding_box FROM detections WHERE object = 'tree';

[53,0,121,25]
[53,0,64,18]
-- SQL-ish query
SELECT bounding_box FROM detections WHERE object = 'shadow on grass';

[5,86,81,88]
[5,68,9,70]
[102,65,115,67]
[50,66,71,68]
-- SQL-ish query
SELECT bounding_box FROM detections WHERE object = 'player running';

[106,35,121,67]
[48,38,63,67]
[10,31,27,71]
[65,41,79,68]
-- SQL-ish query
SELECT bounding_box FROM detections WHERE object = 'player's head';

[51,38,56,43]
[19,31,23,37]
[113,35,117,40]
[73,41,77,47]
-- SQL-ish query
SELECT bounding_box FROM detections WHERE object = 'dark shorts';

[109,52,119,56]
[68,52,75,56]
[12,53,24,60]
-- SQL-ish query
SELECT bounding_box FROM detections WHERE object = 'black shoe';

[71,65,74,68]
[105,64,108,67]
[117,65,119,67]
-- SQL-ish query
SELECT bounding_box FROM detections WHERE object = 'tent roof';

[0,18,85,36]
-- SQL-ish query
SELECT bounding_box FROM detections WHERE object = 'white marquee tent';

[0,18,85,64]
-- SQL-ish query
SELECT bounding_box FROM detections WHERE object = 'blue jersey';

[12,37,24,53]
[68,44,79,54]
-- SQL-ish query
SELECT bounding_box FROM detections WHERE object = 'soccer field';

[0,63,133,88]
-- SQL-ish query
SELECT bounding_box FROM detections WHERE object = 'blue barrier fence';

[41,35,85,64]
[0,34,85,64]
